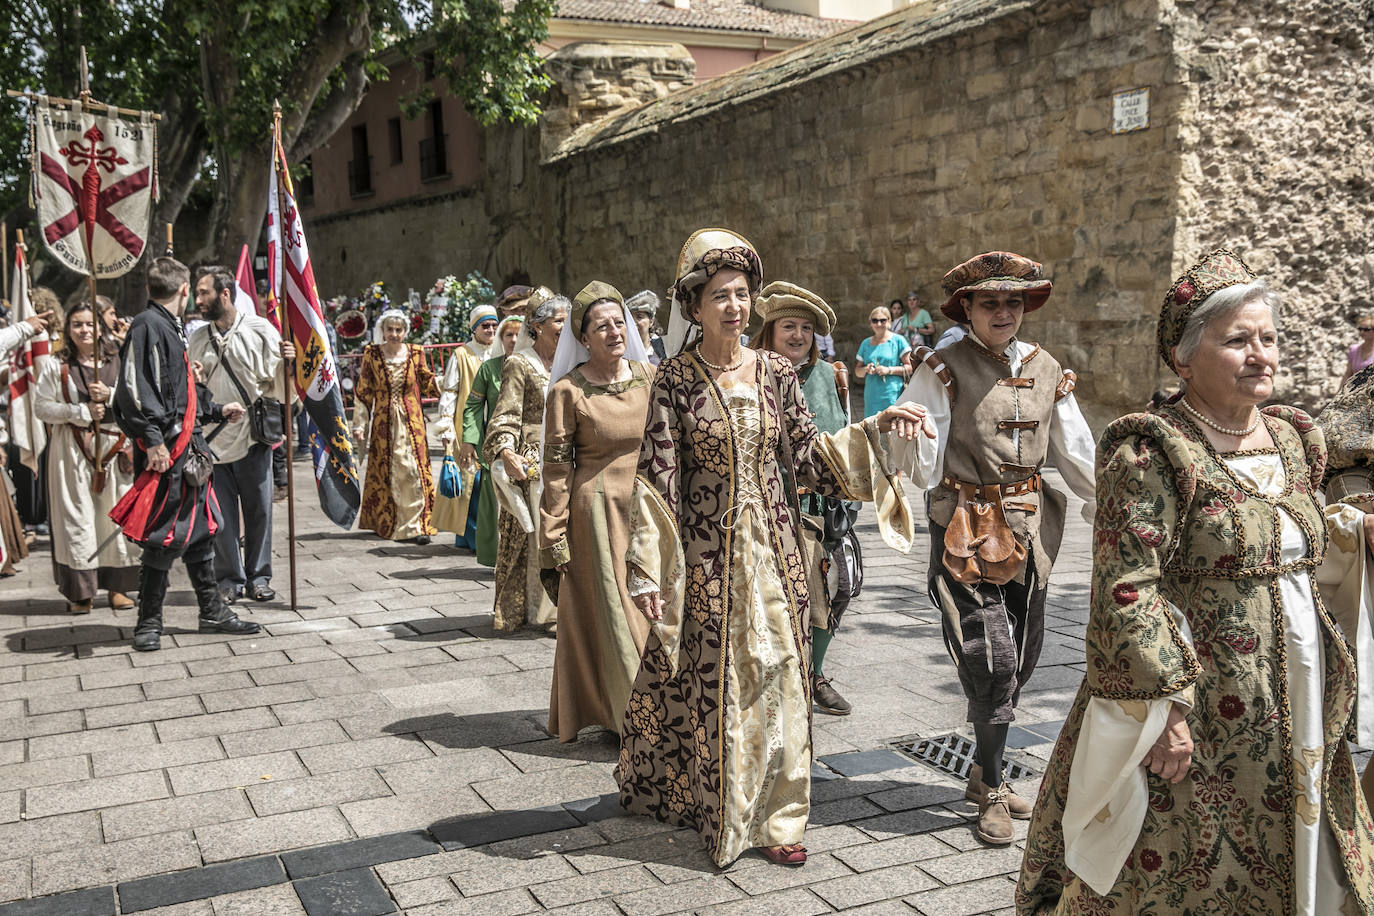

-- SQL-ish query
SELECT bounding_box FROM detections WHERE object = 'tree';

[0,0,553,299]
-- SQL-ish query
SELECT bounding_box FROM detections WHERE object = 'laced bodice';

[721,381,765,529]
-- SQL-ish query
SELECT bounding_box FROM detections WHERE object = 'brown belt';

[940,473,1041,512]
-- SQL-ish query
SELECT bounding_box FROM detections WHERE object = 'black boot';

[133,565,169,652]
[186,557,261,635]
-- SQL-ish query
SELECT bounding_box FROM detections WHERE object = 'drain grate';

[895,733,1036,781]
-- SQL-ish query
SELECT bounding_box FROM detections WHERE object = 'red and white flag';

[234,244,274,327]
[8,242,50,472]
[30,99,157,278]
[268,130,358,528]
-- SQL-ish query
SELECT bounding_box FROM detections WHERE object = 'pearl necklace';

[695,345,744,373]
[1180,396,1260,437]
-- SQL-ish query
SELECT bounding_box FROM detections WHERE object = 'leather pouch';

[941,483,1026,586]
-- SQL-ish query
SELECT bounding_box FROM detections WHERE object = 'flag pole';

[273,101,298,613]
[72,45,108,490]
[2,222,7,296]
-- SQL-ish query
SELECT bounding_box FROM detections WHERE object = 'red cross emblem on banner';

[40,125,150,258]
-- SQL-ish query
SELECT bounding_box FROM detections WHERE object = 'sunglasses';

[1361,327,1374,332]
[871,318,888,324]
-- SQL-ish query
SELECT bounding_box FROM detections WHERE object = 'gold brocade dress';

[356,344,437,541]
[712,381,812,860]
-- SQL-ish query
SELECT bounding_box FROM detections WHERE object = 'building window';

[388,118,403,164]
[419,100,448,182]
[297,156,315,206]
[348,124,373,197]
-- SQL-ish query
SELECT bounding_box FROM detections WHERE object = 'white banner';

[8,243,50,472]
[31,99,157,278]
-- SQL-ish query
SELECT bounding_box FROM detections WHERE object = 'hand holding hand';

[632,591,665,621]
[148,443,171,473]
[221,402,246,422]
[1141,703,1193,784]
[500,448,528,482]
[877,403,936,440]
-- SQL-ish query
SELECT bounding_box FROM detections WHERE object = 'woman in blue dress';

[855,304,912,417]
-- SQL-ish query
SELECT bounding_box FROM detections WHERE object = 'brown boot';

[966,763,1032,819]
[977,783,1015,846]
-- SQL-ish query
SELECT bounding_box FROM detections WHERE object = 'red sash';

[108,356,199,542]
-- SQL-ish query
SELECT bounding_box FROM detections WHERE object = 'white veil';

[548,302,650,389]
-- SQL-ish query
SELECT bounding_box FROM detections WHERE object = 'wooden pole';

[2,222,7,296]
[165,223,173,256]
[3,89,163,121]
[273,102,298,613]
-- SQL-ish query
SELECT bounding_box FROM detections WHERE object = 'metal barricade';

[336,341,465,413]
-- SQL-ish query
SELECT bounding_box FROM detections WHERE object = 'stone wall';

[303,0,1372,416]
[1168,0,1374,407]
[504,0,1186,414]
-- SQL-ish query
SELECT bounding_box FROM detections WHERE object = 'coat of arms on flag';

[29,98,158,278]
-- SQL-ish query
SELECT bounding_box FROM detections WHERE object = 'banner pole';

[273,102,298,613]
[1,222,7,297]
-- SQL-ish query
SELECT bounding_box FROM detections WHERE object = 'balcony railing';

[419,136,448,182]
[347,156,373,198]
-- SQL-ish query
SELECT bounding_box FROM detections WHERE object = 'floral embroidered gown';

[1017,405,1374,915]
[355,344,439,540]
[483,352,557,631]
[618,350,907,867]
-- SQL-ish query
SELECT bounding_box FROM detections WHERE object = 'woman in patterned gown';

[484,290,565,632]
[1017,249,1374,914]
[617,228,931,868]
[353,310,439,543]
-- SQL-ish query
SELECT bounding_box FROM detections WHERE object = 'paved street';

[0,459,1093,916]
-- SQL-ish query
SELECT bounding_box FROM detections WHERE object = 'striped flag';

[233,244,270,325]
[268,131,360,528]
[8,241,49,472]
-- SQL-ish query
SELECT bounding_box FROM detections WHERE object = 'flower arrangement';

[426,271,496,344]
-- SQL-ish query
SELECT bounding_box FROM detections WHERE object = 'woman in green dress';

[754,281,857,716]
[461,315,523,567]
[1018,249,1374,914]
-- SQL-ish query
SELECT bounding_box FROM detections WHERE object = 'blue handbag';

[438,454,462,498]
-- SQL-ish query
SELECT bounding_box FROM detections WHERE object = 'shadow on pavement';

[382,710,615,762]
[385,566,493,582]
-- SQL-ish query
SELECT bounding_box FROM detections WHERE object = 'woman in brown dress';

[540,281,653,742]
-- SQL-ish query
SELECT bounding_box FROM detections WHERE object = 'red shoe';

[760,844,807,866]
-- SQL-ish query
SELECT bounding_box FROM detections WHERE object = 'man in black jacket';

[113,257,260,652]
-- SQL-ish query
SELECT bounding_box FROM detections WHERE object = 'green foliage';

[0,0,554,237]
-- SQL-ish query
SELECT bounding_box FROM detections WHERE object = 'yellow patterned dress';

[355,344,439,540]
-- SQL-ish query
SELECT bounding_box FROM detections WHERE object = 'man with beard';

[188,265,294,604]
[113,257,260,651]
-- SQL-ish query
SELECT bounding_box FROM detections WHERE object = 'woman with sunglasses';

[855,304,912,418]
[1339,313,1374,387]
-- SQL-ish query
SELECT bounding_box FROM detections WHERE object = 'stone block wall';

[302,0,1371,416]
[1169,0,1374,407]
[497,0,1188,413]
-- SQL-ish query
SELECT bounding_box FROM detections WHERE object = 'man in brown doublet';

[892,252,1098,847]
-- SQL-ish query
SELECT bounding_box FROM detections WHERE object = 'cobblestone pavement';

[0,460,1094,916]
